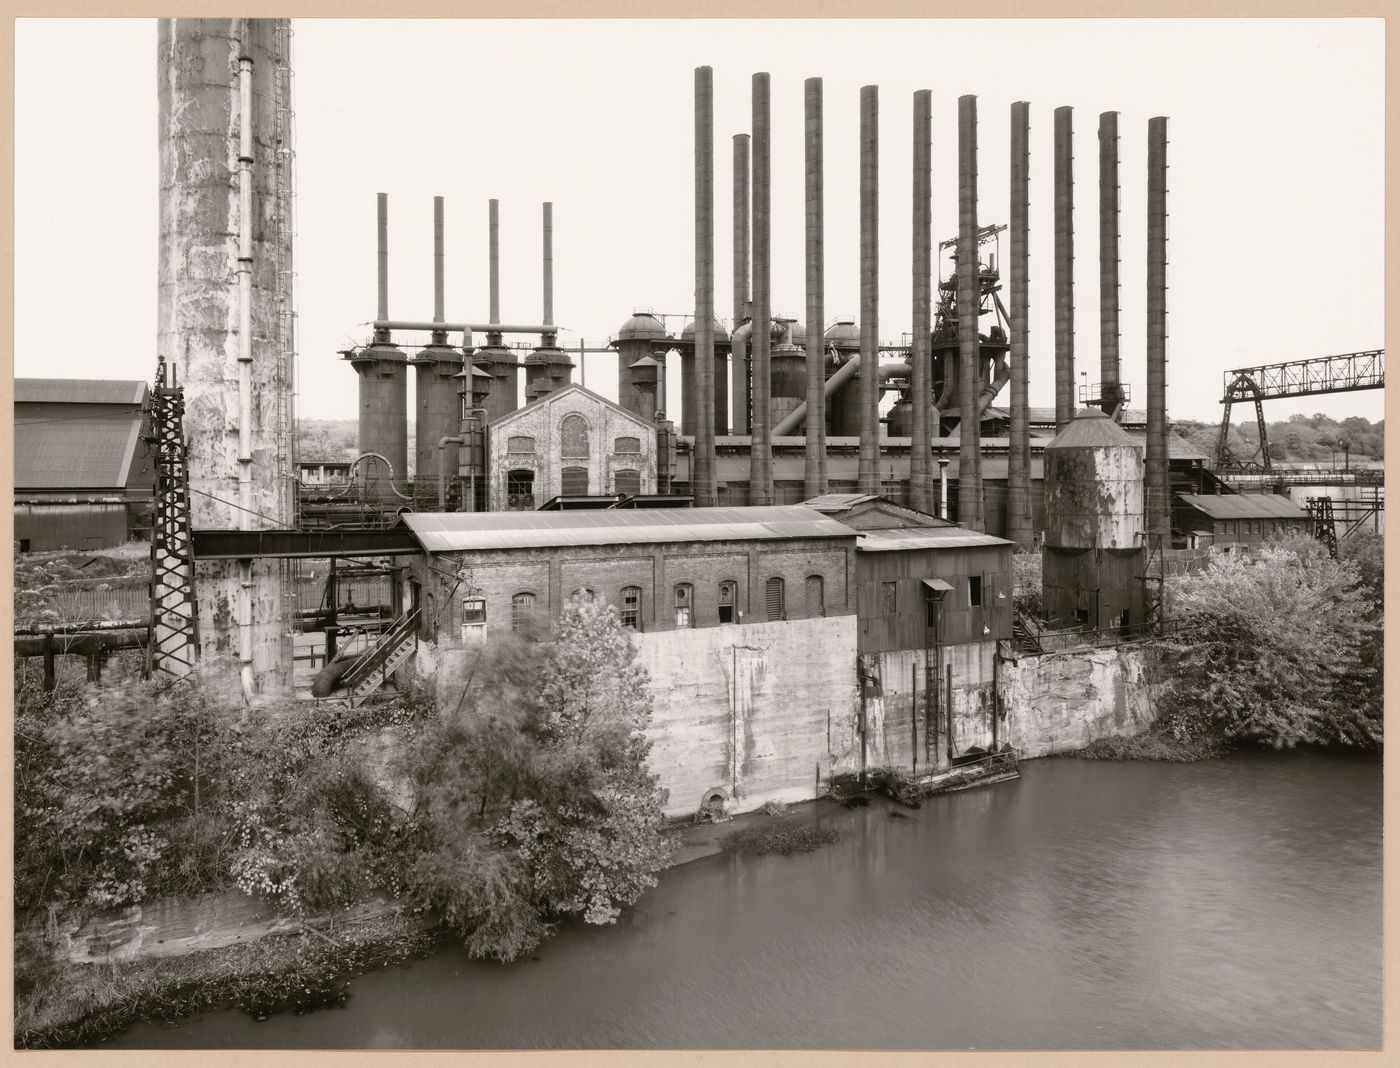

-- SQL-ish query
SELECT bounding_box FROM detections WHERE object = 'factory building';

[1175,494,1310,550]
[13,379,153,551]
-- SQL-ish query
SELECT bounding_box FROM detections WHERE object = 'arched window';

[806,575,825,618]
[561,414,590,457]
[718,580,737,624]
[561,466,589,495]
[765,577,785,622]
[615,468,641,496]
[507,469,535,510]
[674,583,693,628]
[620,585,642,630]
[512,592,536,632]
[614,436,641,455]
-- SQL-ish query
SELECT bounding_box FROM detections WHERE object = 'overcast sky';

[14,17,1385,425]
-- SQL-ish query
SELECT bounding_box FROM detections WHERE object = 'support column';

[748,73,774,505]
[956,94,984,532]
[693,66,717,507]
[857,84,880,496]
[1146,116,1171,539]
[1007,101,1033,550]
[732,134,750,436]
[1054,105,1075,432]
[909,88,933,514]
[803,77,828,499]
[1099,110,1122,414]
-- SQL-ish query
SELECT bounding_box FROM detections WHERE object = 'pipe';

[437,435,463,510]
[377,192,389,334]
[542,201,554,329]
[858,84,880,495]
[748,72,773,505]
[1147,116,1171,538]
[1099,111,1121,413]
[732,133,751,435]
[372,320,556,335]
[1007,101,1033,550]
[804,76,828,497]
[910,88,933,514]
[433,195,445,329]
[771,349,859,436]
[1054,105,1075,432]
[236,24,255,702]
[938,457,949,519]
[693,66,716,507]
[957,94,983,532]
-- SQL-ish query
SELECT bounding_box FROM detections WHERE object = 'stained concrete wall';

[635,616,858,818]
[998,643,1162,757]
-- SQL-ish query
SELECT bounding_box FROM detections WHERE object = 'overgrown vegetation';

[723,825,840,856]
[14,592,672,1037]
[14,542,152,625]
[1174,412,1383,465]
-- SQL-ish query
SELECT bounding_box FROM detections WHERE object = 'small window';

[718,580,737,624]
[806,575,825,618]
[880,581,897,616]
[461,596,487,644]
[508,435,536,453]
[1074,607,1090,627]
[620,585,642,630]
[561,466,589,495]
[512,592,536,632]
[18,539,30,554]
[615,468,641,496]
[614,436,642,455]
[765,577,785,622]
[674,583,693,628]
[968,575,983,608]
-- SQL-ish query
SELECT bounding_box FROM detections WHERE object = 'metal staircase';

[1011,604,1044,653]
[338,607,421,705]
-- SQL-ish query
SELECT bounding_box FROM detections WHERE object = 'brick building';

[1175,493,1309,549]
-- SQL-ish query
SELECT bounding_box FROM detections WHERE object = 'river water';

[111,749,1381,1050]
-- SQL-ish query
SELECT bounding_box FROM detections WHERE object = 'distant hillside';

[1173,414,1383,466]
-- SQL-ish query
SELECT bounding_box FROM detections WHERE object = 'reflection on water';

[111,748,1381,1050]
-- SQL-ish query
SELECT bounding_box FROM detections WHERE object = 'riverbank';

[1069,730,1230,762]
[16,798,856,1049]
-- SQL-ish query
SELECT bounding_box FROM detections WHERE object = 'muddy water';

[111,749,1382,1050]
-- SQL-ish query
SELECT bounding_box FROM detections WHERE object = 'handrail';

[342,607,420,688]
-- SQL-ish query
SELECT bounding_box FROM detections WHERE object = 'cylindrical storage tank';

[769,321,805,431]
[349,343,410,497]
[679,316,730,436]
[157,17,292,695]
[1041,406,1146,631]
[824,319,862,435]
[414,344,464,504]
[614,311,667,418]
[524,346,575,403]
[479,348,519,421]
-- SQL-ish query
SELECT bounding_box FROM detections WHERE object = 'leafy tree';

[1162,543,1380,748]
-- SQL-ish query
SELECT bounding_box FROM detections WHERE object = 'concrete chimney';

[542,200,554,330]
[1099,111,1122,413]
[693,66,717,507]
[909,88,933,515]
[748,72,774,505]
[857,84,880,496]
[1007,102,1034,550]
[957,94,984,531]
[1054,105,1075,432]
[482,198,518,418]
[804,76,828,499]
[1146,116,1171,539]
[433,195,445,332]
[732,133,751,436]
[376,191,390,340]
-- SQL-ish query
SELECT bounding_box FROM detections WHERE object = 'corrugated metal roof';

[1177,493,1308,520]
[801,492,880,512]
[403,505,857,553]
[855,526,1012,552]
[15,378,147,405]
[15,418,145,490]
[1045,407,1140,450]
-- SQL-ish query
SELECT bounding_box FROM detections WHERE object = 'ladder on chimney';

[339,607,421,706]
[271,19,300,640]
[145,356,200,679]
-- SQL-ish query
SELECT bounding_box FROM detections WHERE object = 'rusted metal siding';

[14,502,129,552]
[854,543,1013,653]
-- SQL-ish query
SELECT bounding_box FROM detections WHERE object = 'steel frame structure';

[145,356,200,678]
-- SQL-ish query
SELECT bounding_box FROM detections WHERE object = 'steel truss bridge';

[1215,349,1384,472]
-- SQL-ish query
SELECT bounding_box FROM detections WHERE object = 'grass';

[1072,731,1229,763]
[721,824,840,856]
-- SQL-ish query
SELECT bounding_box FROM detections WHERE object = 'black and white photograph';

[10,13,1386,1054]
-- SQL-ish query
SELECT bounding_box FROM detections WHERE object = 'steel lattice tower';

[146,356,200,678]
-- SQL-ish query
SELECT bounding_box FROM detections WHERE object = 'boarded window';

[968,575,983,608]
[561,414,590,456]
[718,580,736,624]
[512,592,536,632]
[806,575,825,617]
[620,585,642,630]
[674,583,693,628]
[614,436,641,454]
[615,468,641,496]
[880,581,897,616]
[507,469,535,510]
[561,466,589,495]
[508,435,536,453]
[765,577,785,622]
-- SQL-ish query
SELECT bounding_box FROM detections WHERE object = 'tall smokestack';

[376,191,389,338]
[803,76,828,499]
[1146,116,1171,539]
[693,66,717,507]
[1099,111,1121,413]
[857,84,880,496]
[488,198,500,328]
[957,94,984,531]
[1054,105,1075,432]
[542,201,554,329]
[748,73,774,505]
[732,133,750,435]
[1007,101,1033,550]
[433,195,445,330]
[909,88,933,514]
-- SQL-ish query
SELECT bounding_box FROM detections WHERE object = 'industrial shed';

[14,379,153,551]
[1175,493,1310,549]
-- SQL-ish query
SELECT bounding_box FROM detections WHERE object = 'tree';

[1162,543,1380,748]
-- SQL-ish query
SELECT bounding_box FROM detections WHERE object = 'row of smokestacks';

[686,68,1169,540]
